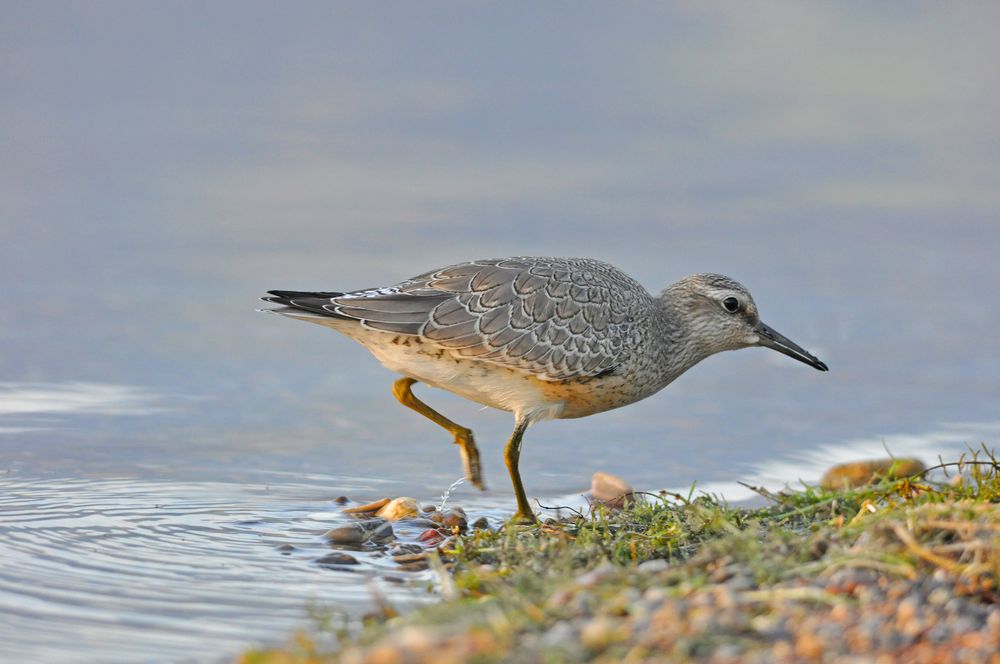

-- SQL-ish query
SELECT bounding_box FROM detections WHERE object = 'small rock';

[421,504,437,513]
[795,632,824,661]
[324,519,391,544]
[927,587,951,606]
[637,559,668,574]
[375,497,419,521]
[405,518,439,528]
[431,508,468,530]
[342,497,391,514]
[820,458,925,491]
[323,523,368,544]
[418,528,446,545]
[588,471,635,509]
[316,552,360,565]
[471,516,491,531]
[396,561,430,572]
[333,495,349,505]
[390,543,423,556]
[580,617,615,651]
[540,621,581,656]
[275,543,295,553]
[576,562,616,588]
[369,522,395,541]
[392,552,427,564]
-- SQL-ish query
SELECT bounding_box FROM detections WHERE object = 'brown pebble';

[418,528,446,545]
[365,644,405,664]
[315,552,360,566]
[580,618,614,651]
[795,631,824,661]
[323,523,367,544]
[275,543,295,553]
[820,458,925,490]
[471,516,491,531]
[588,471,635,509]
[421,504,437,513]
[437,508,468,530]
[342,497,391,514]
[333,495,349,505]
[392,552,428,564]
[375,497,419,521]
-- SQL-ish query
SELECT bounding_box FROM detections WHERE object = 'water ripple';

[0,475,449,663]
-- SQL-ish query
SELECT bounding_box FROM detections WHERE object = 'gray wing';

[321,257,650,381]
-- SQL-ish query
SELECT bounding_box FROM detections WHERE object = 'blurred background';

[1,2,999,659]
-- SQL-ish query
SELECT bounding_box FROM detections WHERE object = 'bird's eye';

[722,297,740,313]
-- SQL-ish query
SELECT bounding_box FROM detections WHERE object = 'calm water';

[3,4,1000,662]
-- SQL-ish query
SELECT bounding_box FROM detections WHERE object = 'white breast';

[363,334,565,422]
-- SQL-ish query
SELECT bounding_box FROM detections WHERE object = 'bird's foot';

[454,431,486,491]
[509,510,537,526]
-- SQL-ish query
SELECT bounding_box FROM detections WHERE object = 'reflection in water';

[0,382,174,419]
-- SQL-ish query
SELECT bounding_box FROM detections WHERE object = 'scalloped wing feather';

[317,258,649,381]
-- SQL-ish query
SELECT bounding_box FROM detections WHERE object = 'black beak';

[754,321,828,371]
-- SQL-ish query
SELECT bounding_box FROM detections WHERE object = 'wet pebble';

[418,529,445,545]
[324,523,368,544]
[342,497,391,514]
[392,552,427,564]
[316,552,360,566]
[333,495,349,505]
[390,543,424,556]
[396,561,430,572]
[275,543,295,554]
[369,522,395,542]
[471,516,491,531]
[429,508,467,530]
[376,497,419,521]
[323,519,393,544]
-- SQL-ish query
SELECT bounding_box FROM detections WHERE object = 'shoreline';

[243,454,1000,663]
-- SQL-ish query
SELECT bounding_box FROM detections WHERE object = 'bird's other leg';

[504,417,535,524]
[391,377,485,490]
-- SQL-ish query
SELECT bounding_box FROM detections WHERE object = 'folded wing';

[265,257,648,381]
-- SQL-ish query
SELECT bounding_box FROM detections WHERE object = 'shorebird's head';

[665,274,828,371]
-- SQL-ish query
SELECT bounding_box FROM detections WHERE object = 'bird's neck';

[649,290,715,386]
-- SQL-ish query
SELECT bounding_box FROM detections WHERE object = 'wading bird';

[262,257,827,523]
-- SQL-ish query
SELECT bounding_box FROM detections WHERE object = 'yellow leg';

[504,419,536,524]
[391,377,485,490]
